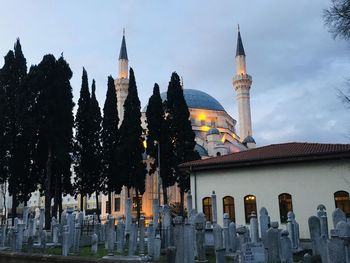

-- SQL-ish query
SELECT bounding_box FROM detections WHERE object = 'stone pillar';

[317,204,329,239]
[117,217,125,254]
[62,225,69,256]
[280,230,293,263]
[107,217,115,256]
[266,222,281,262]
[174,216,184,263]
[308,215,321,257]
[91,233,98,255]
[74,223,81,254]
[259,207,270,247]
[125,198,132,235]
[187,191,193,212]
[229,222,237,253]
[152,199,159,231]
[195,213,207,262]
[184,222,195,263]
[147,221,155,257]
[139,216,145,255]
[223,213,231,254]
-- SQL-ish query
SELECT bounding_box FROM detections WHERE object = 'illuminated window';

[278,193,293,223]
[132,197,142,212]
[223,196,235,222]
[114,197,121,212]
[334,191,350,217]
[244,195,257,224]
[202,197,212,222]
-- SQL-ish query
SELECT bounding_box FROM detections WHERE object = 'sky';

[0,0,349,146]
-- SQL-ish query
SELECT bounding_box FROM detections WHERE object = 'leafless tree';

[324,0,350,40]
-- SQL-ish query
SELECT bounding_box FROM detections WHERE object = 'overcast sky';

[1,0,349,146]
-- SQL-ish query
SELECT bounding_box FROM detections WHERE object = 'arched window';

[223,196,235,222]
[244,195,257,224]
[334,191,350,217]
[278,193,293,223]
[202,197,212,222]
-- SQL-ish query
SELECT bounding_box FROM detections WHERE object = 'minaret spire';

[115,29,130,124]
[232,26,255,148]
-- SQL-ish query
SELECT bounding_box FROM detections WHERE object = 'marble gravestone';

[240,242,265,263]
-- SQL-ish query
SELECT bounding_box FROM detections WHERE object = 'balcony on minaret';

[233,74,252,91]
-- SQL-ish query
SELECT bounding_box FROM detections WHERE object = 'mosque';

[99,28,256,221]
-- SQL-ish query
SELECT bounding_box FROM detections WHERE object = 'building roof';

[161,89,226,112]
[119,34,128,60]
[236,29,246,57]
[143,89,226,112]
[180,142,350,171]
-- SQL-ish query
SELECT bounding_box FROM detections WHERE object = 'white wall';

[190,159,350,239]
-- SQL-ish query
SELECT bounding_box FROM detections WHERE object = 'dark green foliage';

[101,76,120,195]
[119,68,147,218]
[74,68,92,206]
[34,54,74,228]
[166,72,200,213]
[146,83,176,204]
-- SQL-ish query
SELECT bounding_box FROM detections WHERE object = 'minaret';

[115,29,129,125]
[232,26,254,146]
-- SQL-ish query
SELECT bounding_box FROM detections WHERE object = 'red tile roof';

[180,142,350,171]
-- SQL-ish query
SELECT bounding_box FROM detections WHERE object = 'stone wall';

[0,252,141,263]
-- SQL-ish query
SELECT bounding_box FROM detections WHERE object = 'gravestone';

[317,204,329,238]
[211,191,218,225]
[195,213,207,262]
[308,215,322,257]
[249,212,259,243]
[287,211,301,250]
[167,246,177,263]
[41,230,46,250]
[0,224,6,247]
[187,191,193,212]
[327,229,345,263]
[16,223,25,251]
[174,216,184,263]
[74,223,81,254]
[22,207,29,227]
[28,215,34,238]
[213,224,224,250]
[153,234,161,261]
[125,197,132,235]
[107,217,115,256]
[162,204,172,249]
[27,236,34,253]
[128,220,137,256]
[215,248,227,263]
[61,210,67,226]
[266,222,281,262]
[280,230,293,263]
[236,226,249,251]
[259,207,270,247]
[62,225,69,256]
[332,208,346,229]
[184,222,195,263]
[139,215,145,255]
[229,222,237,253]
[117,217,125,253]
[52,217,58,245]
[240,242,265,263]
[66,208,75,251]
[152,199,159,231]
[91,233,98,254]
[223,213,231,254]
[148,221,155,257]
[39,208,45,232]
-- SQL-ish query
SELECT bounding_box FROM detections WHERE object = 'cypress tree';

[34,54,74,229]
[166,72,200,215]
[119,68,147,219]
[101,76,119,214]
[146,84,176,204]
[74,68,91,211]
[88,79,103,215]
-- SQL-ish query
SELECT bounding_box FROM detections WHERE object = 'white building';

[181,142,350,239]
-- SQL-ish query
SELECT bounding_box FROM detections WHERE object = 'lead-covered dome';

[143,89,226,112]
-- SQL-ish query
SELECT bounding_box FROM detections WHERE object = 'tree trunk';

[180,188,185,217]
[52,173,60,219]
[45,142,52,230]
[162,184,168,205]
[95,191,100,222]
[11,195,17,226]
[136,189,141,223]
[58,194,63,223]
[80,194,84,212]
[108,191,112,215]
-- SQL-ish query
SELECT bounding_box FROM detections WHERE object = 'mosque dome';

[242,136,256,144]
[207,128,220,135]
[195,144,208,157]
[143,89,226,112]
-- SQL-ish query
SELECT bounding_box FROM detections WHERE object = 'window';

[105,201,109,213]
[114,197,121,212]
[132,197,142,212]
[223,196,235,222]
[244,195,257,224]
[334,191,350,217]
[278,193,293,223]
[211,120,216,127]
[202,197,212,222]
[201,120,206,126]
